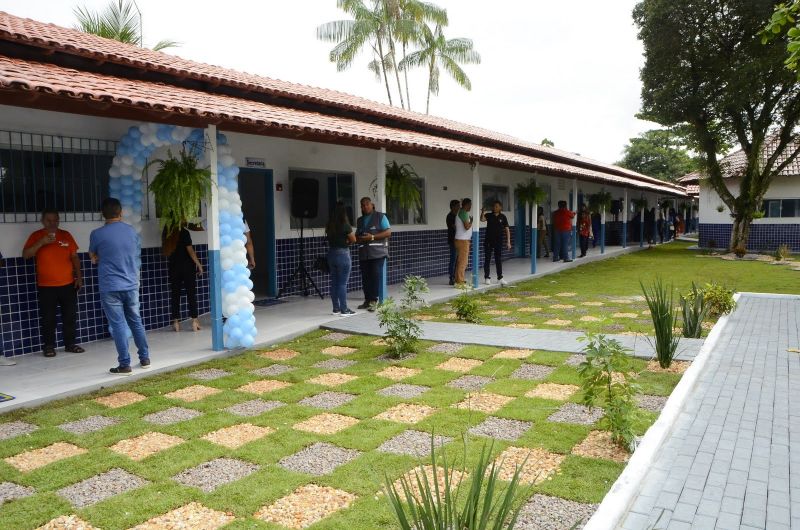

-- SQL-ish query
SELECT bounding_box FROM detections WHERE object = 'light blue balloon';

[241,335,254,347]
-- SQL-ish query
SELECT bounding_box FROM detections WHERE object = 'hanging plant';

[659,199,673,210]
[588,191,613,211]
[370,161,422,210]
[632,197,649,209]
[147,148,212,235]
[515,179,547,207]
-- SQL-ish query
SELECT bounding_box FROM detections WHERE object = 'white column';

[207,125,220,253]
[376,147,386,211]
[206,125,223,351]
[471,162,481,288]
[572,178,578,259]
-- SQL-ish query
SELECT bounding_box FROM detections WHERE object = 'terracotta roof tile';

[0,10,684,193]
[720,136,800,178]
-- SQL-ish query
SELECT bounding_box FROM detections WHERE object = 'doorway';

[238,168,276,298]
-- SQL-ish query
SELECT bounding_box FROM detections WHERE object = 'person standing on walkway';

[480,200,511,285]
[355,197,391,311]
[591,209,602,248]
[552,200,575,263]
[22,208,85,358]
[327,203,357,316]
[537,206,550,258]
[446,199,460,286]
[453,198,474,286]
[578,204,592,258]
[162,225,204,332]
[89,198,150,375]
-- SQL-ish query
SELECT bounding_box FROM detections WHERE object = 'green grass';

[416,241,799,334]
[0,332,682,530]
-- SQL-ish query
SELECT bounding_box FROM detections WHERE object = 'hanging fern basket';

[147,148,212,235]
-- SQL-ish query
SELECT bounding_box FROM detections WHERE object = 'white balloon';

[131,172,142,181]
[220,155,235,167]
[222,258,233,270]
[245,291,255,302]
[109,166,121,178]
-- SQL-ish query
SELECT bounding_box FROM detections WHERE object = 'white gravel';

[225,399,285,417]
[636,394,668,413]
[313,359,357,370]
[299,391,357,410]
[189,368,232,381]
[322,332,354,341]
[377,384,430,398]
[57,468,149,508]
[377,430,453,457]
[278,442,361,476]
[547,403,604,425]
[446,375,494,391]
[0,421,38,440]
[58,415,120,435]
[173,458,260,493]
[251,364,294,377]
[511,364,556,381]
[468,417,532,441]
[564,355,585,367]
[143,407,202,425]
[428,343,466,354]
[0,482,35,504]
[515,493,597,529]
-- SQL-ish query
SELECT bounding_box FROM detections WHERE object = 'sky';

[1,0,657,163]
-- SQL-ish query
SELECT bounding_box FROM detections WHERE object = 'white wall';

[699,176,800,224]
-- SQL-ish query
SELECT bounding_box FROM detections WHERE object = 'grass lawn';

[415,241,800,335]
[0,331,682,529]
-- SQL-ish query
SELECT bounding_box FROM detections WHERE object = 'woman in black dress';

[163,226,204,331]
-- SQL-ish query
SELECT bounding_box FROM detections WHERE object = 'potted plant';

[147,148,212,235]
[588,191,613,212]
[632,197,648,210]
[371,160,422,211]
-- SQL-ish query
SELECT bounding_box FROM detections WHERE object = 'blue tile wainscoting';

[0,246,210,357]
[699,223,800,252]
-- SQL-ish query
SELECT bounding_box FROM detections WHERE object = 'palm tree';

[399,23,480,114]
[74,0,179,51]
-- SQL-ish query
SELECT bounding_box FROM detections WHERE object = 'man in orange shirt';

[552,200,575,263]
[23,209,84,357]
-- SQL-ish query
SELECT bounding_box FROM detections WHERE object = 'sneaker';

[448,278,455,286]
[499,279,508,286]
[110,366,132,376]
[357,301,371,309]
[140,359,151,369]
[367,302,377,312]
[563,259,573,263]
[43,348,56,358]
[484,278,491,285]
[340,309,356,316]
[332,309,340,316]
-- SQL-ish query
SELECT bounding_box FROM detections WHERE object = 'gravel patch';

[493,446,565,484]
[173,457,260,492]
[428,342,466,354]
[36,515,99,530]
[544,319,572,326]
[612,312,638,319]
[436,357,483,373]
[313,359,357,370]
[526,383,579,401]
[646,360,690,374]
[238,379,292,394]
[579,315,602,322]
[605,323,626,332]
[548,403,604,425]
[572,430,629,462]
[446,375,494,391]
[391,465,467,502]
[225,399,285,417]
[299,391,357,410]
[636,394,668,412]
[453,393,514,414]
[202,423,275,449]
[143,407,202,425]
[581,301,604,306]
[377,430,453,457]
[555,292,577,298]
[308,372,358,387]
[58,415,120,435]
[468,417,532,441]
[515,494,597,529]
[565,354,585,367]
[57,468,148,508]
[189,368,232,381]
[511,364,555,381]
[495,296,520,302]
[550,304,575,310]
[486,309,511,316]
[110,432,185,461]
[377,352,418,362]
[377,383,430,398]
[321,346,358,356]
[294,413,360,435]
[493,316,519,322]
[528,295,551,300]
[165,385,221,402]
[255,484,356,529]
[0,421,38,440]
[94,391,146,408]
[278,442,361,476]
[517,306,543,313]
[507,323,536,329]
[260,348,299,360]
[5,442,87,472]
[251,364,294,377]
[130,502,235,530]
[493,348,534,360]
[322,332,354,341]
[375,403,436,424]
[0,481,35,504]
[376,366,421,380]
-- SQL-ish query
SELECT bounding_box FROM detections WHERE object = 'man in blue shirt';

[89,198,150,375]
[355,197,391,311]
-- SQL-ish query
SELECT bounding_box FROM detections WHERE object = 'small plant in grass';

[377,276,429,358]
[733,244,747,258]
[775,243,791,261]
[680,282,708,338]
[577,333,640,449]
[452,284,481,323]
[384,440,526,530]
[641,278,680,369]
[401,275,430,310]
[698,282,736,317]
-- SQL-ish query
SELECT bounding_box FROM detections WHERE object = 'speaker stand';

[278,217,323,299]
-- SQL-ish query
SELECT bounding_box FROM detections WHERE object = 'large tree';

[633,0,800,249]
[617,128,699,182]
[74,0,178,51]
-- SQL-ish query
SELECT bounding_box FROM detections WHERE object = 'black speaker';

[290,178,319,218]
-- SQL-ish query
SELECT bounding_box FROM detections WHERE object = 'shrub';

[775,243,791,261]
[681,282,708,338]
[452,285,481,323]
[733,245,747,258]
[377,276,429,359]
[401,275,430,310]
[641,278,681,369]
[577,333,640,449]
[699,282,736,317]
[384,441,526,530]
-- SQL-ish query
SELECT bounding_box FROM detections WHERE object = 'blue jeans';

[448,243,456,281]
[101,290,150,367]
[553,231,572,261]
[328,248,352,312]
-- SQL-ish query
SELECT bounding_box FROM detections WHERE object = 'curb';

[583,293,741,530]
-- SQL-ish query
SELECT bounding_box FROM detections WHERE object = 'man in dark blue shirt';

[445,199,460,285]
[480,200,511,285]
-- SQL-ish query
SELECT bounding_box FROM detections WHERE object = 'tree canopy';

[73,0,179,51]
[617,129,699,182]
[634,0,800,249]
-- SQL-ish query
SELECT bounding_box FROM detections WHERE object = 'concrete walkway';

[619,293,800,529]
[326,315,704,361]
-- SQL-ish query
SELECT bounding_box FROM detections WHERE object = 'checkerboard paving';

[452,392,514,414]
[173,458,260,492]
[436,357,483,373]
[110,432,185,461]
[492,446,565,484]
[225,399,285,417]
[299,391,357,410]
[251,364,295,377]
[511,363,556,380]
[201,423,275,449]
[94,391,146,408]
[143,406,202,425]
[391,465,467,502]
[377,430,453,457]
[571,431,630,462]
[517,306,543,312]
[58,415,120,435]
[493,348,534,359]
[0,420,38,440]
[375,403,436,424]
[4,442,87,472]
[307,372,358,387]
[36,515,99,530]
[525,383,579,401]
[189,368,232,381]
[377,383,430,398]
[255,484,357,529]
[293,413,360,435]
[446,374,494,391]
[130,502,235,530]
[57,468,148,508]
[427,342,466,354]
[321,346,358,357]
[312,359,357,370]
[548,403,604,425]
[164,385,222,402]
[260,348,300,360]
[515,494,598,529]
[376,366,421,380]
[468,417,532,441]
[237,379,292,395]
[278,442,361,476]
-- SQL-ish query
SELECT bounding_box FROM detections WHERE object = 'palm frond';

[152,39,180,51]
[440,56,471,90]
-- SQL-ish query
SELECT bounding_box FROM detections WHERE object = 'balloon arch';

[108,123,257,348]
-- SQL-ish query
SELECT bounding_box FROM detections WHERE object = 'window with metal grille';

[761,198,800,218]
[0,131,120,222]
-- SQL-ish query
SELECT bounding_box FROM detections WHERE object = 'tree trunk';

[388,40,405,110]
[376,39,393,106]
[402,42,411,110]
[426,59,434,114]
[729,216,752,251]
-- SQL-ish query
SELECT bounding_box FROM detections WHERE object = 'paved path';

[325,314,704,361]
[619,293,800,529]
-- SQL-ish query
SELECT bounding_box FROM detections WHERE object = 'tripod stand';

[278,217,323,299]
